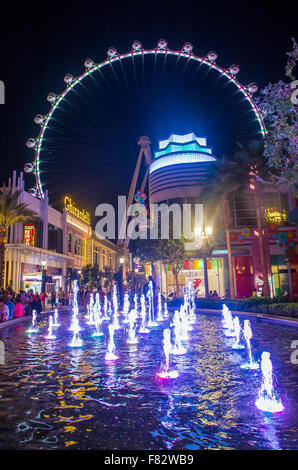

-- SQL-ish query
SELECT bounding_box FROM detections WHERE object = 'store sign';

[23,224,36,246]
[265,208,288,224]
[212,249,228,255]
[64,196,91,225]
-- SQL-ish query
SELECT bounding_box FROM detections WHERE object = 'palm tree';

[235,140,271,297]
[199,161,247,298]
[0,188,38,289]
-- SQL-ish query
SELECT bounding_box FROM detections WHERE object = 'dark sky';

[0,0,295,220]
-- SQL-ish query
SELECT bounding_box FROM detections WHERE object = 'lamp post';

[195,226,213,299]
[41,258,47,293]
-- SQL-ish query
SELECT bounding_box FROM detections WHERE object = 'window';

[68,233,72,253]
[74,236,78,255]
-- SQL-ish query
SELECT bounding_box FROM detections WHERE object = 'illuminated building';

[148,133,298,298]
[2,171,119,297]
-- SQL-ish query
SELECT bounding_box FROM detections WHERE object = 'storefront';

[5,244,70,294]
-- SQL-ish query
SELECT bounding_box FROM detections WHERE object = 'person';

[252,288,257,298]
[224,289,230,299]
[26,289,36,316]
[209,290,213,298]
[0,297,9,322]
[13,295,24,318]
[212,290,219,299]
[5,295,15,320]
[58,288,65,306]
[51,290,56,309]
[34,293,42,314]
[40,291,47,312]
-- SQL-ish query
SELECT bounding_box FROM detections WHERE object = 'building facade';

[3,171,120,294]
[148,133,298,298]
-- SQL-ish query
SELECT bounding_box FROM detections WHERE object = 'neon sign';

[265,208,288,225]
[24,224,36,246]
[64,196,91,225]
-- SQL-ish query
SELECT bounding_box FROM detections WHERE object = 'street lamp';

[119,257,124,264]
[195,226,213,299]
[41,259,47,293]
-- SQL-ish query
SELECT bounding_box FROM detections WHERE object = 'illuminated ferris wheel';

[25,39,266,200]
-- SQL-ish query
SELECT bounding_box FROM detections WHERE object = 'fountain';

[156,293,164,322]
[86,293,94,320]
[222,304,231,328]
[147,281,158,327]
[27,310,38,333]
[241,319,259,370]
[92,310,104,337]
[232,316,245,350]
[102,295,107,318]
[73,279,79,316]
[185,282,196,324]
[157,329,178,379]
[122,293,130,323]
[127,309,139,344]
[44,315,56,340]
[139,297,150,334]
[112,304,121,330]
[113,285,119,315]
[105,324,118,360]
[94,293,101,315]
[163,301,169,318]
[52,308,61,327]
[69,319,83,348]
[179,306,191,338]
[255,352,284,413]
[171,322,187,355]
[134,293,138,311]
[222,305,236,337]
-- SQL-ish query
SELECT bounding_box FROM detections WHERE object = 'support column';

[42,190,49,250]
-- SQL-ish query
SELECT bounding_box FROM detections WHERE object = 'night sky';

[0,1,295,222]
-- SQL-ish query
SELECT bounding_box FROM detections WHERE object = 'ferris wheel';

[25,39,266,200]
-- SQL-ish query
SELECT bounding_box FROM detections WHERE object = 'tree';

[254,38,298,195]
[199,160,248,298]
[134,237,186,295]
[234,140,271,297]
[81,264,102,289]
[156,238,186,296]
[0,188,38,288]
[101,266,114,290]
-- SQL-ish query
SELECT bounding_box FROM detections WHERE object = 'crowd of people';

[0,284,120,323]
[0,288,42,322]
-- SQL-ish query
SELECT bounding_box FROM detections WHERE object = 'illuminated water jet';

[27,310,38,333]
[127,309,139,344]
[157,329,178,379]
[44,315,56,340]
[139,296,150,334]
[232,316,245,350]
[241,320,259,370]
[105,324,118,360]
[147,281,158,327]
[92,310,104,337]
[52,308,60,327]
[255,351,284,413]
